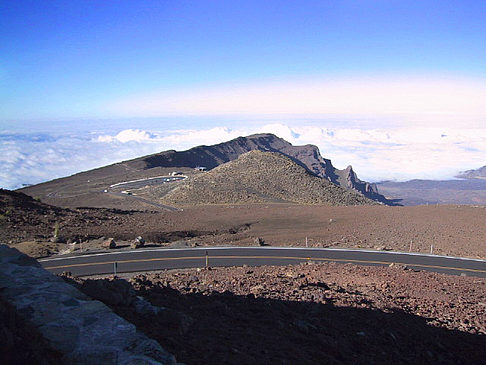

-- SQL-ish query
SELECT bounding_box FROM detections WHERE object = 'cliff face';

[131,133,387,203]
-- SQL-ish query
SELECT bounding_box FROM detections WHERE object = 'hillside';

[161,151,376,206]
[130,133,386,202]
[20,133,392,208]
[4,188,486,259]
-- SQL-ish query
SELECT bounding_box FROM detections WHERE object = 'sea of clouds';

[1,122,486,190]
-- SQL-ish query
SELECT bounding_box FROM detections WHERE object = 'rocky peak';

[125,133,391,204]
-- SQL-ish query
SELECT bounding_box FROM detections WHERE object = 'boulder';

[254,237,266,246]
[80,278,136,306]
[131,236,145,249]
[103,238,116,249]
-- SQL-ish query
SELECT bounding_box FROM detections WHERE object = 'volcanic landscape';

[2,133,486,364]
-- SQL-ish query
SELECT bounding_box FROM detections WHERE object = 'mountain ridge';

[19,133,393,207]
[161,150,376,206]
[126,133,388,202]
[456,165,486,179]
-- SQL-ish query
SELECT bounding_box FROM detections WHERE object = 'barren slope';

[19,133,391,208]
[4,188,486,259]
[161,151,376,206]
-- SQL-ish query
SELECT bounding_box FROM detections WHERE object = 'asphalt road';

[39,247,486,278]
[109,176,185,190]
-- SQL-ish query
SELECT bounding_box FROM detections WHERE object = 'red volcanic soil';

[2,189,486,259]
[63,262,486,365]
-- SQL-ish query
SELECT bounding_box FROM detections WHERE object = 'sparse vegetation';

[53,222,60,238]
[0,209,11,220]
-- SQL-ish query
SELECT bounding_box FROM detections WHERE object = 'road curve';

[39,247,486,278]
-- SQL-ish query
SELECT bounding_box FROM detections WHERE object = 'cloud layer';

[2,123,486,190]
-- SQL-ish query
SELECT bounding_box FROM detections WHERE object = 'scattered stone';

[254,237,266,246]
[131,236,145,249]
[103,238,116,249]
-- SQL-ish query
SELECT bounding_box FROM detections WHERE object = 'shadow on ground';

[63,276,486,365]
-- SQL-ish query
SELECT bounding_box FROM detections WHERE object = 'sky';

[2,1,486,189]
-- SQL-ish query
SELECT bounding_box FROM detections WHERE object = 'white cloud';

[1,123,486,190]
[97,129,155,143]
[96,127,246,150]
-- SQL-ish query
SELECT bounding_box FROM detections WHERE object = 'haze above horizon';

[1,1,486,189]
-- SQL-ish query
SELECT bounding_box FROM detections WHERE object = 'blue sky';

[2,1,486,188]
[2,0,486,120]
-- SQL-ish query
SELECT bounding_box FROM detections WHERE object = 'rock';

[131,236,145,249]
[159,309,193,335]
[254,237,266,246]
[134,296,165,316]
[0,245,176,364]
[80,278,136,306]
[250,285,264,294]
[50,236,66,243]
[103,238,116,249]
[125,336,177,365]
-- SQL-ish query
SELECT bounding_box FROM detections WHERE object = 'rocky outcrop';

[162,151,376,206]
[0,245,176,364]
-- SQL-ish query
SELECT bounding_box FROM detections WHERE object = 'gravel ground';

[63,262,486,365]
[3,189,486,259]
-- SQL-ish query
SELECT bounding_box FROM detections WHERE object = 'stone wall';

[0,244,177,365]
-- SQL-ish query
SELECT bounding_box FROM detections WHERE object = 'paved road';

[39,247,486,278]
[109,176,186,190]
